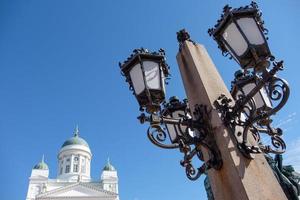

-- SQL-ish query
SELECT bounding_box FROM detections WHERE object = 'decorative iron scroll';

[147,126,179,149]
[138,103,222,180]
[215,60,289,158]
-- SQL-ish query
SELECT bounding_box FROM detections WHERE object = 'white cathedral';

[26,127,119,200]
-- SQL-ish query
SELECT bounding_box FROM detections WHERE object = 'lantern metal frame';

[119,48,170,113]
[208,1,272,71]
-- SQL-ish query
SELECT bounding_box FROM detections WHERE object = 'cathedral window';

[65,165,70,173]
[74,156,79,162]
[73,164,79,172]
[60,167,63,174]
[66,158,70,162]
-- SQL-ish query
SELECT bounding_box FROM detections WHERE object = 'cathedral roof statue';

[33,155,49,170]
[61,125,89,148]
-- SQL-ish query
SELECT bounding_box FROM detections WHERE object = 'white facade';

[26,127,119,200]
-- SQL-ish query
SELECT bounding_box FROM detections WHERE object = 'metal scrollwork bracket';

[214,61,289,158]
[179,104,223,180]
[214,94,260,158]
[137,104,223,180]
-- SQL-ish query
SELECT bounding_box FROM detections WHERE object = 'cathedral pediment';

[36,182,118,200]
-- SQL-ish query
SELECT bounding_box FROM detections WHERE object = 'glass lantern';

[162,96,193,144]
[209,3,271,71]
[120,48,169,113]
[231,70,272,113]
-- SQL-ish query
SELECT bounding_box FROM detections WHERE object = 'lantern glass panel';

[222,22,248,56]
[259,86,272,109]
[186,113,195,138]
[166,110,184,143]
[161,69,166,93]
[240,112,247,123]
[235,89,252,117]
[166,110,190,143]
[237,18,264,45]
[173,110,187,136]
[224,43,240,64]
[143,61,161,90]
[243,83,272,109]
[165,117,177,143]
[129,63,145,95]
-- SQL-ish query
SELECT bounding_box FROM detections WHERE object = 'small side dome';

[103,158,116,171]
[61,126,89,148]
[33,155,49,170]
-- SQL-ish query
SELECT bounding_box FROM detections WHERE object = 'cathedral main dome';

[61,126,90,149]
[57,126,92,181]
[61,135,89,148]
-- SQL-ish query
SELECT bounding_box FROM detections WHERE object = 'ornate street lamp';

[119,1,290,181]
[228,69,288,156]
[120,48,222,181]
[210,2,290,156]
[208,2,271,71]
[161,96,193,144]
[119,48,169,113]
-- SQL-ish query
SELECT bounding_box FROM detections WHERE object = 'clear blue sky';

[1,0,300,199]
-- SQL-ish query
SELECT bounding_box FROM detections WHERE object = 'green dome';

[103,158,116,171]
[34,162,49,170]
[61,136,89,148]
[61,126,89,148]
[33,156,48,170]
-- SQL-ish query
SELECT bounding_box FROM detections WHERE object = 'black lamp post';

[119,2,290,180]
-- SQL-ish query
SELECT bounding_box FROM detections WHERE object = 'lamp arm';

[137,104,223,181]
[138,113,202,135]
